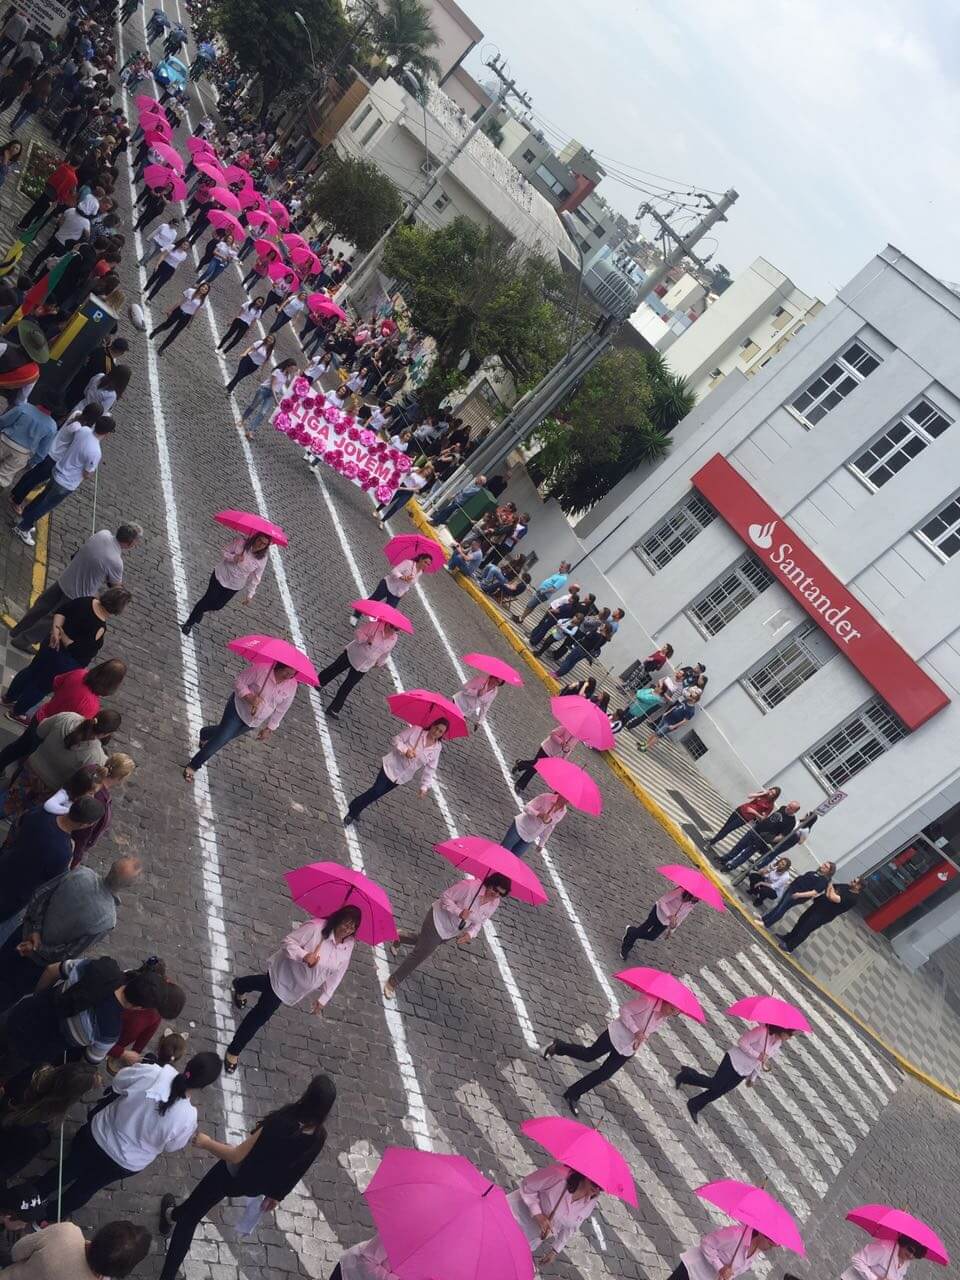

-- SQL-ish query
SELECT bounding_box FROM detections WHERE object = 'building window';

[682,731,708,760]
[790,340,881,426]
[688,554,774,637]
[594,223,606,238]
[580,238,590,254]
[433,191,450,212]
[534,163,569,198]
[743,622,837,710]
[739,336,754,349]
[773,306,786,318]
[804,699,907,788]
[521,148,536,163]
[634,493,717,571]
[916,494,960,560]
[709,367,723,379]
[350,103,373,132]
[851,398,952,490]
[359,117,382,147]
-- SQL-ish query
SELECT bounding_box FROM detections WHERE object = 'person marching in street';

[349,553,432,626]
[506,1163,601,1270]
[343,719,448,825]
[512,724,576,792]
[143,235,190,301]
[148,284,211,357]
[383,873,510,998]
[705,787,782,850]
[501,790,568,857]
[224,334,275,396]
[239,358,297,439]
[453,673,504,732]
[620,887,699,958]
[840,1233,929,1280]
[181,533,270,636]
[217,295,265,354]
[543,990,679,1116]
[224,908,361,1073]
[183,662,299,782]
[666,1223,779,1280]
[318,618,401,721]
[674,1023,797,1122]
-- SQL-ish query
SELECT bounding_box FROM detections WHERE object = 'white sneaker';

[349,615,358,628]
[13,526,34,547]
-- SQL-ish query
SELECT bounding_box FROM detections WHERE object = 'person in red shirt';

[706,786,782,850]
[105,958,188,1074]
[18,158,78,232]
[0,657,126,773]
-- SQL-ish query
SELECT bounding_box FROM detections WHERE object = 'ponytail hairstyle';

[157,1051,221,1115]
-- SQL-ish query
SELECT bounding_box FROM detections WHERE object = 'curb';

[408,500,960,1107]
[2,512,50,632]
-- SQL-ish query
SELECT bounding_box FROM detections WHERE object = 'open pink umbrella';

[310,295,348,321]
[194,160,224,182]
[268,199,290,228]
[521,1116,637,1206]
[144,130,170,150]
[251,238,281,261]
[209,185,240,212]
[846,1207,949,1266]
[285,862,397,944]
[207,210,245,240]
[366,1147,533,1280]
[463,653,523,687]
[142,167,185,200]
[214,509,288,548]
[291,247,321,275]
[268,260,297,283]
[434,836,547,906]
[186,135,217,156]
[141,114,171,139]
[151,141,184,173]
[236,187,263,211]
[247,209,278,235]
[283,233,309,252]
[383,533,445,572]
[726,995,811,1033]
[534,758,602,815]
[615,966,705,1022]
[226,635,319,685]
[657,864,726,912]
[136,93,163,111]
[222,163,254,187]
[350,598,414,634]
[551,694,615,750]
[143,163,176,191]
[387,689,468,740]
[696,1181,805,1256]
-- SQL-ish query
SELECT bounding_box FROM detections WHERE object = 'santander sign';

[692,454,948,731]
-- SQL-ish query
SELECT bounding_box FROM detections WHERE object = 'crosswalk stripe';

[747,945,899,1100]
[696,963,855,1162]
[729,951,874,1134]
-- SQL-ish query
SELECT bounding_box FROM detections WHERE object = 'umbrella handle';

[258,663,273,697]
[458,883,483,931]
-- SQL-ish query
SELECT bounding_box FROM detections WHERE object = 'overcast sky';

[465,0,960,300]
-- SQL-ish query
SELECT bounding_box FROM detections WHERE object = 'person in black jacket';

[779,878,863,952]
[759,861,837,929]
[716,802,801,871]
[157,1074,336,1279]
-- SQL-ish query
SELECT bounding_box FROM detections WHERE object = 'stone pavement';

[0,13,956,1280]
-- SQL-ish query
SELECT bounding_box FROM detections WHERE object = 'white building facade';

[582,247,960,969]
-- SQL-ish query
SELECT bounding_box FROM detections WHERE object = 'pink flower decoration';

[343,461,360,480]
[394,455,413,474]
[359,429,376,447]
[347,426,360,442]
[325,449,342,465]
[322,406,340,424]
[292,427,311,446]
[292,377,311,397]
[375,484,393,503]
[279,398,295,413]
[274,412,292,432]
[332,420,347,436]
[361,474,378,492]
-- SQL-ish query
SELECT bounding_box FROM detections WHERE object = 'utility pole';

[424,189,739,506]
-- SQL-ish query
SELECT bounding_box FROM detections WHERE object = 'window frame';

[686,553,774,638]
[633,493,717,572]
[741,621,836,711]
[849,396,953,493]
[789,340,881,427]
[915,492,960,562]
[803,698,907,790]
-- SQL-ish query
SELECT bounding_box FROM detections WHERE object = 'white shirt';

[260,367,291,395]
[305,356,330,381]
[213,537,267,600]
[267,918,355,1007]
[727,1025,786,1082]
[238,301,263,325]
[91,1063,197,1172]
[432,877,501,940]
[607,993,671,1057]
[79,374,116,417]
[681,1226,761,1280]
[56,208,90,244]
[760,866,792,898]
[246,341,270,368]
[453,674,499,724]
[212,240,238,264]
[52,424,100,491]
[514,792,567,845]
[381,725,442,790]
[842,1242,911,1280]
[179,287,206,316]
[282,295,306,317]
[383,558,420,599]
[162,245,188,270]
[345,620,397,672]
[150,221,178,250]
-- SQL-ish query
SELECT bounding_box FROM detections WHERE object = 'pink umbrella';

[365,1147,533,1280]
[214,509,288,548]
[551,694,615,750]
[387,689,468,740]
[144,130,170,149]
[186,135,217,155]
[135,93,163,110]
[726,995,811,1033]
[226,635,319,685]
[462,652,523,687]
[209,185,240,212]
[268,260,297,283]
[236,187,263,211]
[383,533,445,572]
[311,296,348,323]
[846,1206,949,1266]
[284,862,397,944]
[143,163,177,191]
[141,114,171,138]
[207,209,245,240]
[247,209,278,235]
[194,161,224,182]
[151,141,184,173]
[434,836,547,906]
[615,966,705,1022]
[350,598,413,634]
[521,1116,637,1206]
[222,163,254,187]
[283,233,309,252]
[268,199,290,228]
[291,248,321,275]
[252,237,281,261]
[657,863,726,912]
[534,758,602,815]
[696,1181,805,1256]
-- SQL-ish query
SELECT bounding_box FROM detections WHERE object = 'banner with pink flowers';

[272,377,412,502]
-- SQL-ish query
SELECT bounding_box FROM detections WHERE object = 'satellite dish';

[17,320,49,364]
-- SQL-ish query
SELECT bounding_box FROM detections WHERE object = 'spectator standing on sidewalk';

[639,687,702,752]
[529,589,584,648]
[553,622,613,680]
[716,801,801,871]
[0,402,56,493]
[427,476,487,527]
[758,861,836,929]
[706,787,782,850]
[620,643,674,691]
[11,415,115,548]
[778,878,863,952]
[520,563,572,620]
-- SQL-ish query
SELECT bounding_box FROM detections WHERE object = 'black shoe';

[158,1192,176,1237]
[326,708,340,721]
[619,930,632,961]
[180,621,192,636]
[9,635,35,654]
[673,1071,685,1090]
[542,1040,557,1060]
[342,812,354,826]
[562,1091,579,1117]
[686,1100,700,1124]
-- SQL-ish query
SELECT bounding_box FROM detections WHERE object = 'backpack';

[56,956,123,1017]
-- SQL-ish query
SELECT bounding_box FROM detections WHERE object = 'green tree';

[382,217,565,385]
[211,0,347,114]
[303,155,403,252]
[531,350,681,514]
[372,0,441,80]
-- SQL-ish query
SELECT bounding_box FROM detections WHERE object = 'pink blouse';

[233,664,297,730]
[727,1025,786,1082]
[432,877,501,940]
[514,792,568,845]
[607,993,671,1057]
[213,537,267,600]
[338,1234,397,1280]
[453,674,499,724]
[266,919,355,1007]
[541,726,576,757]
[384,558,420,599]
[655,887,696,932]
[381,725,442,790]
[681,1225,760,1280]
[507,1163,598,1255]
[346,621,398,673]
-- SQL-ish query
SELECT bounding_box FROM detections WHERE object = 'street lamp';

[560,210,586,360]
[294,10,318,75]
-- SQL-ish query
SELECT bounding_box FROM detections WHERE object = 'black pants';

[514,747,546,792]
[151,311,194,353]
[318,651,366,714]
[160,1160,240,1280]
[554,1029,630,1100]
[346,767,398,820]
[10,457,54,507]
[225,355,258,395]
[622,905,666,952]
[676,1053,743,1114]
[667,1265,689,1280]
[134,196,165,232]
[31,1122,129,1218]
[185,573,237,628]
[0,716,40,772]
[218,318,250,352]
[747,874,777,902]
[227,974,283,1056]
[144,261,175,301]
[351,577,398,620]
[18,188,54,230]
[329,1268,343,1280]
[707,810,747,845]
[779,909,825,952]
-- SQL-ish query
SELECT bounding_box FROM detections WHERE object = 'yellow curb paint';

[407,501,960,1105]
[32,514,49,604]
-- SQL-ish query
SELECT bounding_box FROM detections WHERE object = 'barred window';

[791,341,880,425]
[851,399,952,489]
[805,699,907,788]
[917,495,960,560]
[743,622,837,710]
[682,731,708,760]
[635,494,716,571]
[688,554,774,636]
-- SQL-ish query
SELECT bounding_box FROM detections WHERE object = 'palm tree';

[649,370,695,433]
[374,0,441,81]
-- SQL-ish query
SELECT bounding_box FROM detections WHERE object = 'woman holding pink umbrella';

[502,791,568,857]
[507,1164,601,1267]
[181,514,284,636]
[318,604,408,720]
[842,1206,948,1280]
[454,653,522,731]
[512,724,577,792]
[343,718,450,825]
[350,539,440,625]
[621,864,726,958]
[674,1021,798,1122]
[669,1180,803,1280]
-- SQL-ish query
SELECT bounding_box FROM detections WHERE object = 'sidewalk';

[412,502,960,1100]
